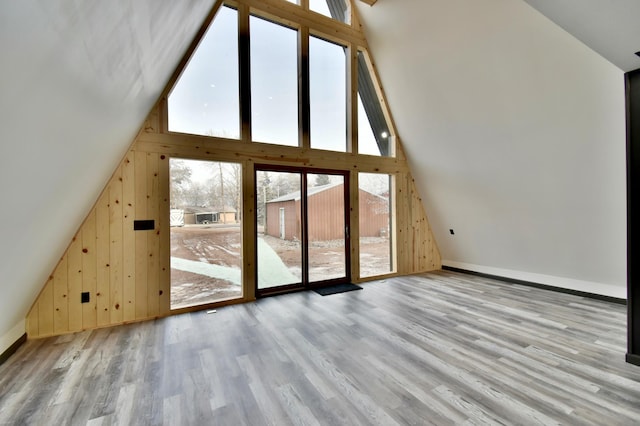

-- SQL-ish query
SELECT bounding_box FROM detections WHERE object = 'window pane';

[168,6,239,139]
[310,36,346,152]
[307,174,346,282]
[359,173,393,277]
[357,95,379,155]
[170,159,243,309]
[251,16,299,146]
[257,171,302,289]
[310,0,349,23]
[357,51,393,156]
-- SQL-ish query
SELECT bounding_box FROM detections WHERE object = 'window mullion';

[299,26,311,149]
[347,43,357,153]
[238,3,252,143]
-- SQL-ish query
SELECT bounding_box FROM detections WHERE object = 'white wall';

[357,0,627,297]
[0,0,215,354]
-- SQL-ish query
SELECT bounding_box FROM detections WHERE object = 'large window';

[170,159,243,309]
[162,1,401,301]
[168,6,239,139]
[359,173,394,277]
[357,51,393,156]
[358,95,379,155]
[250,16,299,146]
[310,36,346,152]
[166,2,395,159]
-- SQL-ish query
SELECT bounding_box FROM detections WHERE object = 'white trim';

[442,260,626,300]
[0,319,25,356]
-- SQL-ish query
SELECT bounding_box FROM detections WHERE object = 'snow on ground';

[171,257,241,285]
[257,237,300,288]
[171,237,300,289]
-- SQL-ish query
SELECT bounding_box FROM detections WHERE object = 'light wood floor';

[2,270,640,425]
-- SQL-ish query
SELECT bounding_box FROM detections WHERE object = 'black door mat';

[313,283,362,296]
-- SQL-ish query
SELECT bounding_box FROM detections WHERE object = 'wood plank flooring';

[2,270,640,425]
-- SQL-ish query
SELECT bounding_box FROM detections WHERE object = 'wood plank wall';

[26,118,171,337]
[26,102,440,338]
[396,173,441,274]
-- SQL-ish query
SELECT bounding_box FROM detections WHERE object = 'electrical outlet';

[81,292,90,303]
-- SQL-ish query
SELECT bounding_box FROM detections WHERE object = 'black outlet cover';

[81,292,90,303]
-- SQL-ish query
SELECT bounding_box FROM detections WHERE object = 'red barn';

[265,183,389,241]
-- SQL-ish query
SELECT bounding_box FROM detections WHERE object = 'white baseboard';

[442,260,626,300]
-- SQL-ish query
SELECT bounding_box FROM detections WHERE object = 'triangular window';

[357,50,393,157]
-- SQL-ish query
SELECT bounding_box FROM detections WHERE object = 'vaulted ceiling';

[0,0,636,350]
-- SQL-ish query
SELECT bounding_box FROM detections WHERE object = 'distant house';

[181,206,237,225]
[265,183,389,241]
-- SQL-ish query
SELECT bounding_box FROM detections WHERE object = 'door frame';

[255,164,351,297]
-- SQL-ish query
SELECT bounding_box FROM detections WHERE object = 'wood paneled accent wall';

[396,173,441,274]
[26,0,441,338]
[26,125,171,338]
[26,103,440,338]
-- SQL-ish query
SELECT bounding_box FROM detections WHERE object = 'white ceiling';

[521,0,640,72]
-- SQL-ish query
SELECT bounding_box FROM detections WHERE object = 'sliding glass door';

[256,167,350,295]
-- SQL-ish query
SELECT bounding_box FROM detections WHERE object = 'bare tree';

[226,163,242,222]
[359,173,390,196]
[314,174,331,187]
[169,160,192,208]
[274,172,300,197]
[182,181,209,207]
[257,172,273,227]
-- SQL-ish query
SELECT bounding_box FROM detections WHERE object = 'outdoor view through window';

[166,0,396,306]
[250,16,298,146]
[170,159,243,309]
[256,171,351,291]
[310,36,347,152]
[167,3,392,157]
[168,6,239,139]
[359,173,393,276]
